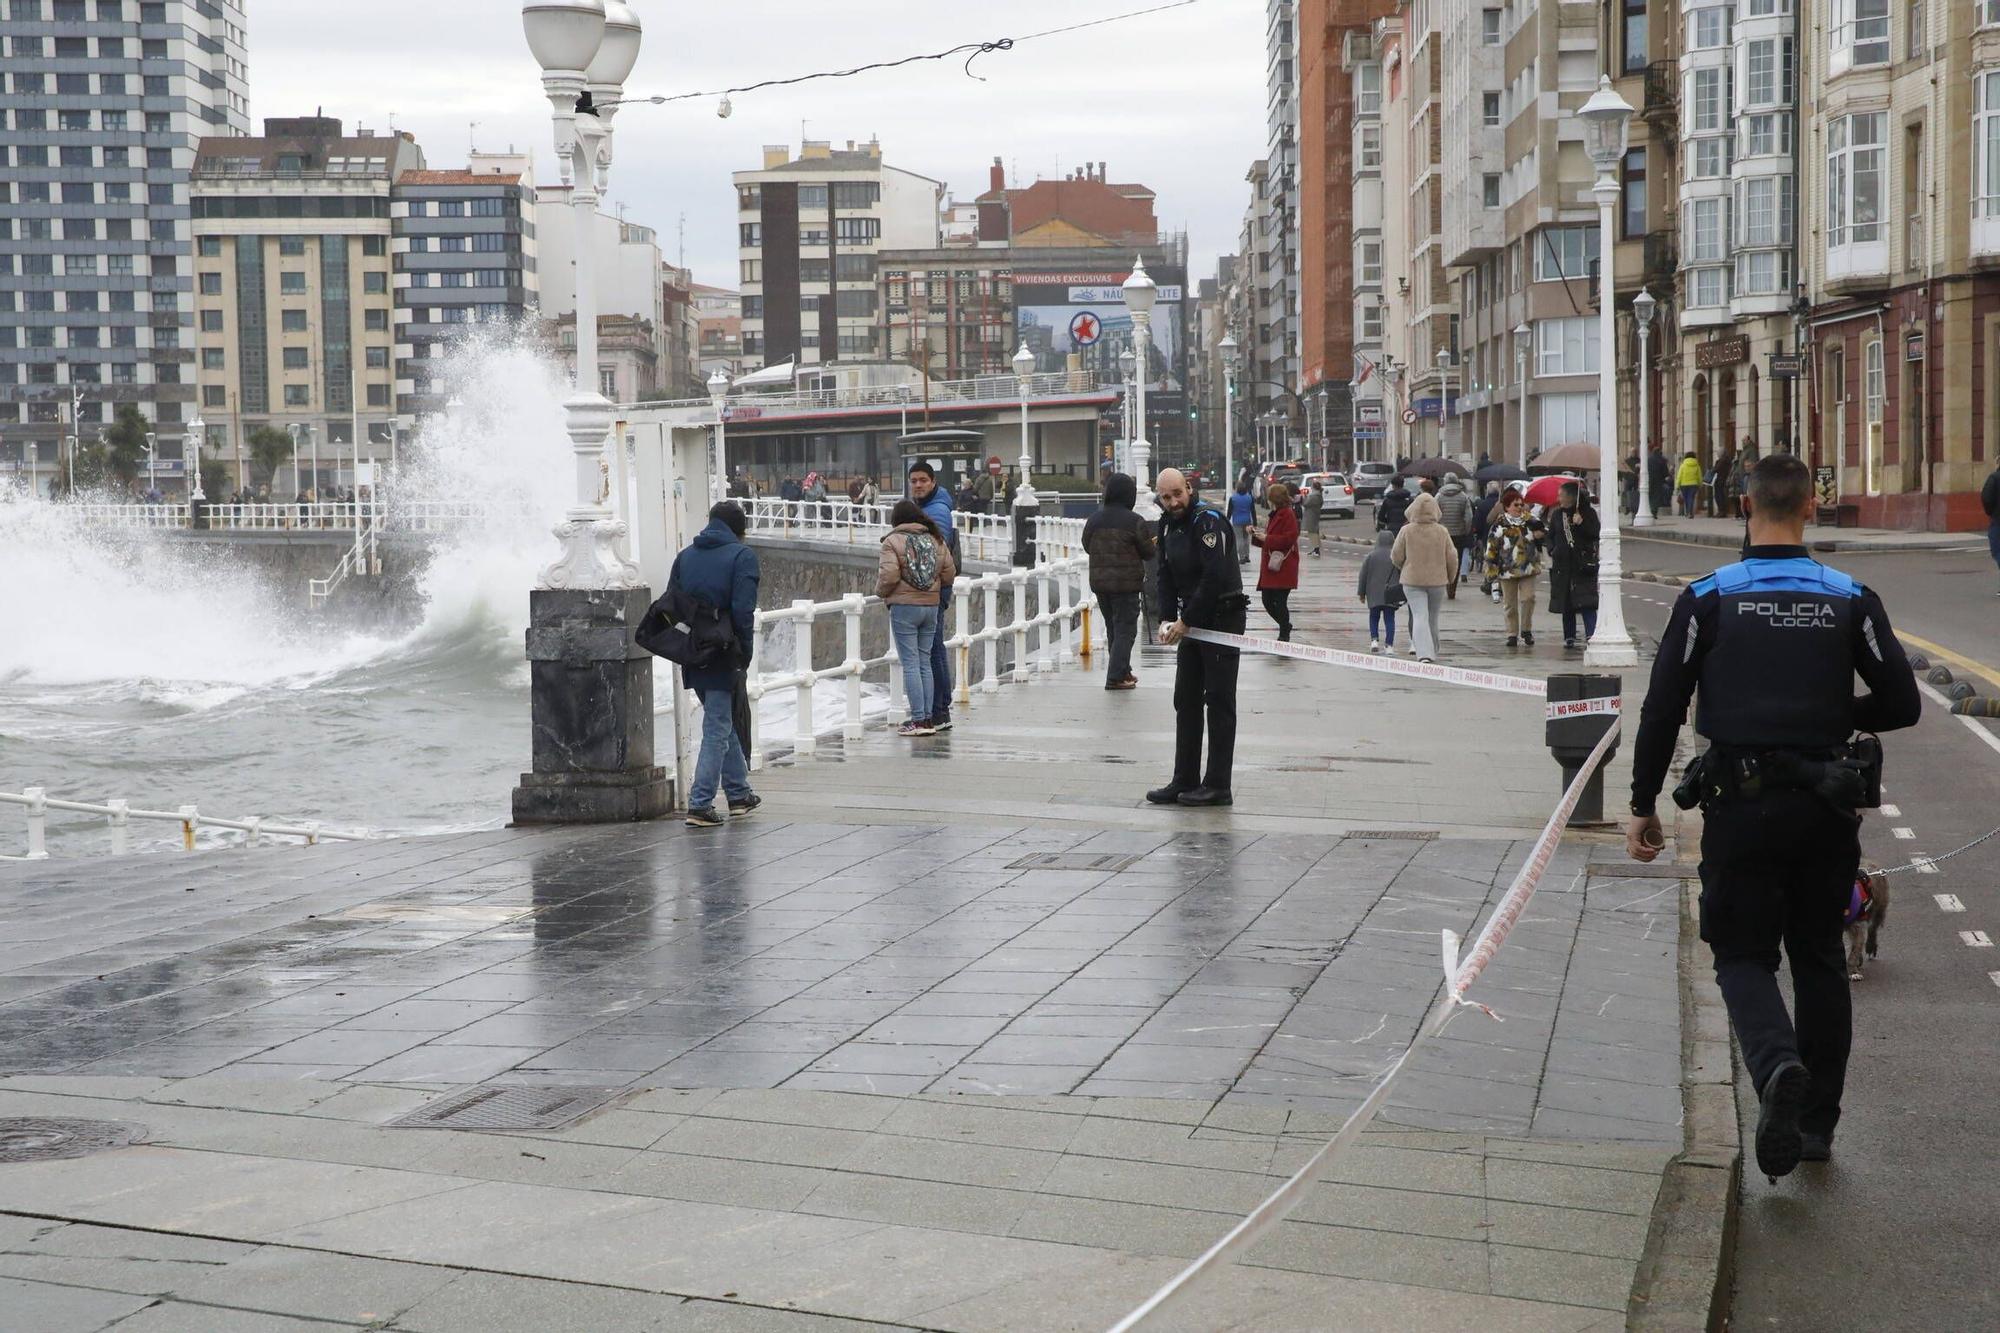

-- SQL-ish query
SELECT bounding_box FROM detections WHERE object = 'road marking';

[1914,857,1940,874]
[1936,894,1966,912]
[1961,930,1993,948]
[1881,803,1902,817]
[1891,826,1916,839]
[1990,971,2000,989]
[1898,627,2000,693]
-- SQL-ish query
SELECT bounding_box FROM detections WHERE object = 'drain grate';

[0,1118,146,1164]
[1340,830,1440,841]
[1006,852,1147,873]
[388,1084,626,1132]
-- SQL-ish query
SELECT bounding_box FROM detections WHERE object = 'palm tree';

[246,426,295,491]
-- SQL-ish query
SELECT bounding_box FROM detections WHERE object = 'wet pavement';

[0,816,1681,1141]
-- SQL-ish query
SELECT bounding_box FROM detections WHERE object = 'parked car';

[1350,460,1398,502]
[1301,472,1356,518]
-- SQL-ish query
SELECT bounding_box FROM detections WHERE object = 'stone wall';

[163,531,431,624]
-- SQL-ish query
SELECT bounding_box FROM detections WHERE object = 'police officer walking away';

[1150,467,1249,807]
[1628,454,1919,1180]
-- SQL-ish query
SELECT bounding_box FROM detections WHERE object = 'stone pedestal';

[512,586,672,824]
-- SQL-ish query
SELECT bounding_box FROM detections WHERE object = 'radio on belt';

[1545,673,1621,823]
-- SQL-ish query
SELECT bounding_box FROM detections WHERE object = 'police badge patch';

[1202,532,1219,548]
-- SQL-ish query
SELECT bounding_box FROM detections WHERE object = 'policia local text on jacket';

[1150,469,1248,807]
[1628,457,1919,1180]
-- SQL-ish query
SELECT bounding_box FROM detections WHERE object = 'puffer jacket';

[1081,472,1158,595]
[877,523,958,606]
[1391,493,1459,589]
[1434,481,1475,538]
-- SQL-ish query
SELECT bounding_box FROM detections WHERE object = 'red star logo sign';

[1069,311,1101,345]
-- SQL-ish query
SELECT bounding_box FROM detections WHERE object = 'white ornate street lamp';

[1118,346,1136,475]
[1218,332,1238,490]
[1513,322,1531,469]
[1578,75,1638,668]
[1382,359,1401,464]
[1434,348,1453,460]
[707,368,730,503]
[1633,287,1657,527]
[1011,341,1038,565]
[1122,257,1157,514]
[523,0,641,590]
[186,415,205,502]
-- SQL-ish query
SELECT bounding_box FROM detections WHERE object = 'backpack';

[895,530,941,592]
[635,574,741,671]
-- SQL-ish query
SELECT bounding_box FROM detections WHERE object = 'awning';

[732,360,796,390]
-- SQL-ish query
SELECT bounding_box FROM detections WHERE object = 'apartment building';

[876,249,1013,379]
[1239,158,1288,456]
[0,0,250,493]
[1343,21,1392,462]
[190,117,420,488]
[1799,0,2000,528]
[390,168,537,427]
[734,138,942,370]
[1391,0,1452,458]
[1267,1,1302,401]
[693,282,742,380]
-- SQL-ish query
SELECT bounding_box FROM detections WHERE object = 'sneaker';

[930,716,953,733]
[1145,783,1188,805]
[898,720,937,737]
[1369,638,1381,653]
[1419,657,1434,665]
[1799,1132,1833,1163]
[728,794,761,818]
[1407,643,1418,656]
[684,807,725,828]
[1563,638,1578,650]
[1521,632,1535,646]
[1505,635,1518,648]
[1490,589,1502,603]
[1755,1060,1812,1179]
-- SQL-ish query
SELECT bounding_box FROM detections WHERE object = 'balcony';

[1644,230,1678,284]
[1642,62,1677,123]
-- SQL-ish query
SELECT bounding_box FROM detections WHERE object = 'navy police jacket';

[1630,545,1919,813]
[1157,501,1245,629]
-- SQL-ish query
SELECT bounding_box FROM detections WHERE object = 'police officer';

[1628,454,1919,1179]
[1151,467,1249,807]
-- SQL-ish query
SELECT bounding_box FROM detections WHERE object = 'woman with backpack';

[878,499,958,737]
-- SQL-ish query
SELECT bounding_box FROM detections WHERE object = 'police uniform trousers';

[1698,789,1860,1137]
[1172,602,1246,792]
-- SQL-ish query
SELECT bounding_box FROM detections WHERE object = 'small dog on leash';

[1845,869,1889,981]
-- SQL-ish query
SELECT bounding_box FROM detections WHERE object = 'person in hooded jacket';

[878,498,958,736]
[1392,492,1457,663]
[667,502,761,828]
[1434,476,1475,594]
[1376,476,1413,534]
[1545,480,1601,649]
[1250,481,1300,641]
[1356,530,1403,653]
[1083,471,1158,689]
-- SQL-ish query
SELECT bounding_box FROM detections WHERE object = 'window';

[1623,0,1648,72]
[1482,174,1502,208]
[1745,39,1794,108]
[1622,148,1648,238]
[365,309,389,332]
[367,383,390,407]
[363,272,387,294]
[737,185,762,210]
[1736,250,1791,295]
[1743,113,1791,158]
[739,222,762,247]
[277,310,307,333]
[1481,8,1502,43]
[1355,62,1381,115]
[834,217,880,243]
[798,184,828,209]
[1691,269,1730,310]
[1829,0,1889,74]
[473,233,507,252]
[438,200,465,217]
[1533,226,1600,281]
[1687,197,1729,262]
[203,348,225,370]
[438,236,468,253]
[1482,93,1501,128]
[199,236,223,258]
[740,257,761,282]
[1984,0,2000,26]
[1535,318,1600,376]
[1827,112,1886,247]
[199,273,223,295]
[278,237,307,257]
[471,197,505,217]
[203,385,227,407]
[1692,6,1731,49]
[1738,176,1794,247]
[284,385,311,406]
[362,236,386,257]
[1359,123,1382,168]
[1906,0,1923,55]
[365,347,389,369]
[199,309,224,332]
[280,272,308,294]
[282,347,309,370]
[1361,303,1384,341]
[1359,240,1382,285]
[1864,338,1884,430]
[1695,136,1734,179]
[1980,73,2000,219]
[1538,392,1601,449]
[1692,68,1729,134]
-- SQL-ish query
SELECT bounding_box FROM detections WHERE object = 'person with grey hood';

[1434,476,1476,594]
[1355,529,1404,653]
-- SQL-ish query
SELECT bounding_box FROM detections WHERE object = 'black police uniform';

[1632,546,1919,1148]
[1155,501,1249,802]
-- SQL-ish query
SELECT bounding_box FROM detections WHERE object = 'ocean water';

[0,337,873,856]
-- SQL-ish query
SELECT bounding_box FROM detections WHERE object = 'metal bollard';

[1546,674,1621,824]
[107,798,129,856]
[24,786,47,860]
[842,593,865,741]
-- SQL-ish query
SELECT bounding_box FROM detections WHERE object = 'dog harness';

[1844,876,1874,927]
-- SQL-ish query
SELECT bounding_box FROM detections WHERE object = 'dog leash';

[1874,823,2000,876]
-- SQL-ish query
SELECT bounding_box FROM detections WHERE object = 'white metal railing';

[308,507,383,609]
[49,499,495,535]
[0,786,373,860]
[742,498,1084,566]
[625,369,1101,421]
[656,552,1098,768]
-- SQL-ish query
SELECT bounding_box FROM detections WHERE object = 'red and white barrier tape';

[1181,627,1621,721]
[1105,708,1626,1333]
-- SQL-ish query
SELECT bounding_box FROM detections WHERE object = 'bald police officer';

[1151,467,1249,807]
[1628,454,1919,1179]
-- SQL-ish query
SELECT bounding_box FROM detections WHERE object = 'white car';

[1301,472,1357,518]
[1351,460,1398,502]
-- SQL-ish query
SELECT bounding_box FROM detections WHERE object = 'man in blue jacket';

[666,501,761,828]
[907,462,960,729]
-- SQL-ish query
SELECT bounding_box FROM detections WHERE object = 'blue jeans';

[1368,606,1396,644]
[687,685,751,813]
[928,585,953,720]
[1561,609,1599,644]
[890,603,938,720]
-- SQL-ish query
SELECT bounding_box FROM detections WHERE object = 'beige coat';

[877,523,958,605]
[1391,493,1459,588]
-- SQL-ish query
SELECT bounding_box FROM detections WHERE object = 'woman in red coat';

[1250,482,1300,641]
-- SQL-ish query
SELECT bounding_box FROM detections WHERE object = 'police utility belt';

[1672,735,1883,812]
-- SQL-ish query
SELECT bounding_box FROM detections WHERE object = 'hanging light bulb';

[716,94,733,119]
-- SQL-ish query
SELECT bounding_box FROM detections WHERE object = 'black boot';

[1176,787,1233,807]
[1146,783,1188,805]
[1755,1060,1811,1180]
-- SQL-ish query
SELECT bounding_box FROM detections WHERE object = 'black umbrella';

[1400,456,1470,481]
[1475,462,1531,485]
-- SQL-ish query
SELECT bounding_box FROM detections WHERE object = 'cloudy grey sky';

[254,0,1267,290]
